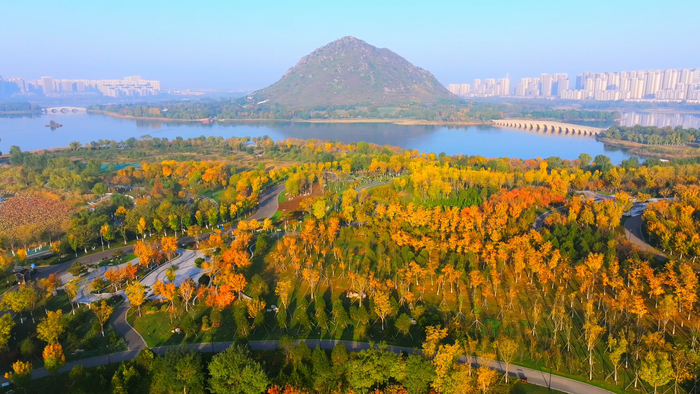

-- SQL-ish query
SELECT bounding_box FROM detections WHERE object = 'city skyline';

[2,0,699,90]
[1,75,161,98]
[449,67,700,103]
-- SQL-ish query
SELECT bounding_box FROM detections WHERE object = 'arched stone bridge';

[42,107,87,114]
[492,119,603,136]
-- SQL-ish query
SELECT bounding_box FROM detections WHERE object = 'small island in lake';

[45,120,63,129]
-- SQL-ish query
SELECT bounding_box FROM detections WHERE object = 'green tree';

[92,182,108,196]
[68,261,88,277]
[208,344,269,394]
[346,346,395,392]
[395,313,413,338]
[0,313,15,349]
[640,351,673,394]
[111,363,140,394]
[2,284,38,321]
[312,199,327,220]
[402,354,436,394]
[153,218,164,236]
[152,348,205,394]
[311,345,332,392]
[607,334,628,385]
[578,153,592,167]
[593,154,612,172]
[207,208,218,228]
[36,309,65,344]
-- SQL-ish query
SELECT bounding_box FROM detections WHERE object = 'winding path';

[356,180,390,193]
[249,184,285,222]
[535,191,666,259]
[20,339,612,394]
[623,214,666,258]
[6,182,614,393]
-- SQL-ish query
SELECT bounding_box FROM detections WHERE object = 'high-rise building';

[16,75,162,97]
[663,69,680,90]
[630,78,646,99]
[448,68,697,101]
[645,71,663,97]
[7,77,26,93]
[607,73,620,90]
[40,76,55,93]
[60,80,74,92]
[540,74,553,96]
[497,75,510,96]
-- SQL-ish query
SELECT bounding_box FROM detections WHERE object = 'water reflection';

[0,112,640,163]
[618,112,700,128]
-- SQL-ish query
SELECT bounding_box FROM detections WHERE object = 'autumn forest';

[0,134,700,394]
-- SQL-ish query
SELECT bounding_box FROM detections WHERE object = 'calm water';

[618,112,700,129]
[0,112,638,163]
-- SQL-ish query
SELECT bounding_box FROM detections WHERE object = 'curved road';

[21,339,612,393]
[21,184,287,284]
[356,180,390,193]
[7,183,613,393]
[624,214,665,258]
[249,184,285,222]
[106,185,287,354]
[535,191,665,259]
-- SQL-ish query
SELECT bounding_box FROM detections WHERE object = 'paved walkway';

[111,303,147,350]
[535,191,667,260]
[533,206,566,230]
[356,180,390,193]
[249,184,285,222]
[17,339,612,394]
[624,214,666,259]
[140,249,206,296]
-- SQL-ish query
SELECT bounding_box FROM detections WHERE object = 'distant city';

[449,68,700,102]
[0,75,161,98]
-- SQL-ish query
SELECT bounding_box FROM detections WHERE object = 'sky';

[1,0,698,91]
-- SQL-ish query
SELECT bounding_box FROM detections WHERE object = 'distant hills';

[249,36,458,108]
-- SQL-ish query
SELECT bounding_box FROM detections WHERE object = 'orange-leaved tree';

[43,343,65,375]
[4,360,32,389]
[161,236,178,262]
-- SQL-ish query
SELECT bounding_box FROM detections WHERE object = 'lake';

[0,112,638,163]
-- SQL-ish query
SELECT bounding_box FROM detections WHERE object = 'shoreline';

[88,110,487,127]
[598,137,700,159]
[0,110,42,115]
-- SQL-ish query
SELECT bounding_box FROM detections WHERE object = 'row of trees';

[4,341,516,394]
[600,125,700,145]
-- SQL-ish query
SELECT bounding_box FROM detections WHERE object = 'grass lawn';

[98,252,136,267]
[510,382,566,394]
[278,190,288,203]
[202,188,225,202]
[511,353,631,394]
[1,292,126,376]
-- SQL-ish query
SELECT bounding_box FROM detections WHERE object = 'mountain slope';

[250,36,458,108]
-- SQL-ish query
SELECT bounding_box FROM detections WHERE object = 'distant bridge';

[492,119,604,136]
[43,107,87,114]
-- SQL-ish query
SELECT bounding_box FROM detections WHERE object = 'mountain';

[250,36,458,108]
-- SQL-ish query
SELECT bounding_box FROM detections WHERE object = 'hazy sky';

[2,0,698,91]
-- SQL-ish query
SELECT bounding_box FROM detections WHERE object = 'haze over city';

[2,0,699,91]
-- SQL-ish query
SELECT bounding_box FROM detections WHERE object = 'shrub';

[210,308,222,327]
[108,331,120,345]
